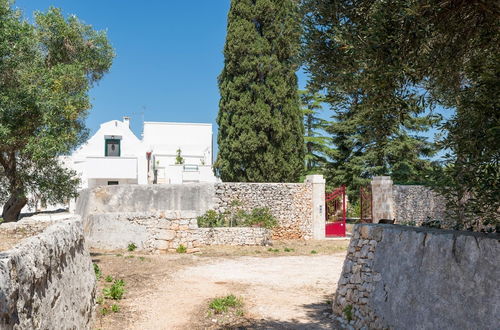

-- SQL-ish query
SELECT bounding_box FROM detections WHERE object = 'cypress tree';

[216,0,304,182]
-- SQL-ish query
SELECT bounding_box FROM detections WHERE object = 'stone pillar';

[305,174,326,240]
[371,176,394,223]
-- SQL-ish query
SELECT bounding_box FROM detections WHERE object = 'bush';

[127,243,137,252]
[176,244,187,253]
[242,207,277,229]
[103,279,125,300]
[209,294,243,314]
[197,210,225,227]
[93,263,101,280]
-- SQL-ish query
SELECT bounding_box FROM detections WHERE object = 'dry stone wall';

[213,183,313,239]
[84,211,271,251]
[333,224,500,329]
[392,185,447,225]
[0,217,96,329]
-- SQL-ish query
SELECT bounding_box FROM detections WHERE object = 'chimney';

[123,116,131,128]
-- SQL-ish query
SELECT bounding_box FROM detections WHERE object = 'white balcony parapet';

[85,156,138,179]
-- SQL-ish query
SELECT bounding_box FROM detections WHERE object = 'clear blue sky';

[15,0,308,145]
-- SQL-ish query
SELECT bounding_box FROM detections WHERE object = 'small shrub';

[93,263,101,280]
[139,256,146,261]
[103,279,125,300]
[243,207,277,229]
[100,307,109,316]
[208,294,243,314]
[267,248,273,252]
[105,275,113,283]
[96,296,104,305]
[197,210,225,228]
[284,247,294,252]
[310,250,318,254]
[343,304,353,322]
[127,243,137,252]
[111,304,120,313]
[272,249,279,253]
[176,244,187,253]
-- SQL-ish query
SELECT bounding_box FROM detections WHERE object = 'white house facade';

[68,117,217,189]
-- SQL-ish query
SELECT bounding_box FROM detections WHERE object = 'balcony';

[85,156,137,179]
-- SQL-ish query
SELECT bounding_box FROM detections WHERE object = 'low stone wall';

[333,224,500,329]
[199,227,271,246]
[214,182,313,239]
[0,217,96,329]
[393,185,447,225]
[85,211,271,251]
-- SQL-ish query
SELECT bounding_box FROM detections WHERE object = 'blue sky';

[15,0,308,143]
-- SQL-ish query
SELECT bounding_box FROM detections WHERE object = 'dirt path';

[126,254,345,329]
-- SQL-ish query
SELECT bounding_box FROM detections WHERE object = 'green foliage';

[175,148,184,165]
[100,307,109,316]
[176,244,187,253]
[111,304,120,313]
[310,250,317,254]
[0,218,3,224]
[300,89,330,175]
[103,279,125,300]
[0,1,114,221]
[93,263,101,280]
[284,247,294,252]
[197,207,277,229]
[242,207,278,229]
[208,294,243,314]
[96,296,104,305]
[197,210,226,228]
[127,243,137,252]
[105,275,113,283]
[302,0,499,231]
[216,0,304,182]
[343,304,353,322]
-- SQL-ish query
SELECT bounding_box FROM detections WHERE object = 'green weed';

[311,250,318,254]
[176,244,187,253]
[103,279,125,300]
[100,307,109,316]
[127,243,137,251]
[284,247,294,252]
[111,304,120,313]
[343,304,353,322]
[208,294,243,314]
[93,263,101,280]
[105,275,113,283]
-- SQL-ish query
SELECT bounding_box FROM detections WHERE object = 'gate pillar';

[305,174,326,239]
[371,176,395,223]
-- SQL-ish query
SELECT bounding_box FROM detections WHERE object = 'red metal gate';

[325,185,346,237]
[360,185,373,223]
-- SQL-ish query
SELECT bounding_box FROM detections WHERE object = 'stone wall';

[333,224,500,329]
[85,211,271,251]
[0,217,96,329]
[393,185,447,225]
[214,182,313,239]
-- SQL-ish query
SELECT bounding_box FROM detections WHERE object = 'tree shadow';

[223,295,341,329]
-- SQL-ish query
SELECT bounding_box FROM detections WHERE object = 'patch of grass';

[125,255,134,259]
[267,248,273,252]
[105,275,113,283]
[284,247,294,252]
[103,279,125,300]
[100,307,109,316]
[115,254,123,257]
[139,256,146,261]
[310,250,318,254]
[208,294,243,314]
[93,263,101,280]
[96,296,104,305]
[343,304,353,322]
[111,304,120,313]
[176,244,187,253]
[272,248,279,253]
[127,243,137,252]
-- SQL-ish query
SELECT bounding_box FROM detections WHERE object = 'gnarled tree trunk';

[2,192,27,222]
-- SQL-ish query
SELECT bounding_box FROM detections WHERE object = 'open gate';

[325,185,346,237]
[360,185,373,223]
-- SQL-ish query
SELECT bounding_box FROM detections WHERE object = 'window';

[107,181,119,185]
[105,139,120,157]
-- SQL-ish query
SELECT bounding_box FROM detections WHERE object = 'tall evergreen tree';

[299,90,329,174]
[216,0,304,182]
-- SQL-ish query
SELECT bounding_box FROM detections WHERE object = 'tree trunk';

[2,192,27,222]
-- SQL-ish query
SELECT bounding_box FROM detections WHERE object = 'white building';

[69,117,217,189]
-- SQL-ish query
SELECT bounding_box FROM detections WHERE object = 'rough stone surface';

[0,217,96,329]
[213,182,313,239]
[333,224,500,329]
[84,211,271,251]
[393,185,447,225]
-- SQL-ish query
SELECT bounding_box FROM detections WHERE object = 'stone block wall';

[0,217,96,329]
[84,211,271,251]
[392,185,447,225]
[213,182,313,239]
[333,224,500,329]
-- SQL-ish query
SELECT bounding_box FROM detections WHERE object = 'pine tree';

[299,90,329,174]
[216,0,304,182]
